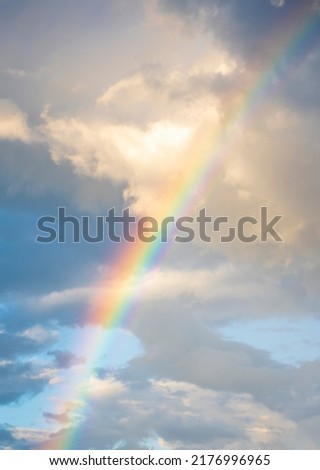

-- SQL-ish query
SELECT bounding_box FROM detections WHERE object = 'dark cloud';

[0,142,122,300]
[0,426,31,450]
[158,0,320,60]
[0,332,47,359]
[0,362,48,404]
[0,141,124,214]
[0,427,16,449]
[0,424,46,450]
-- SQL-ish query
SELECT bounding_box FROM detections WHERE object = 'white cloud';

[0,100,32,142]
[11,427,51,444]
[5,68,27,78]
[271,0,285,7]
[19,326,59,344]
[39,109,196,214]
[35,286,99,310]
[43,377,310,449]
[29,263,275,313]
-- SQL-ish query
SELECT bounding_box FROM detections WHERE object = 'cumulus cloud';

[38,61,242,214]
[39,108,195,214]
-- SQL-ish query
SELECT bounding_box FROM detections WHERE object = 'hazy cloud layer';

[0,0,320,450]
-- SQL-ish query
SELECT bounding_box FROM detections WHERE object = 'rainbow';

[44,3,320,450]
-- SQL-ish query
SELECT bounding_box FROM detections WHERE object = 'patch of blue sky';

[55,325,144,370]
[0,326,144,430]
[218,316,320,367]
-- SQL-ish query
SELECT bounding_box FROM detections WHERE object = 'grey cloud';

[124,306,292,406]
[0,424,47,450]
[106,293,319,424]
[38,382,246,449]
[39,321,319,449]
[0,427,16,449]
[39,371,318,450]
[0,426,31,450]
[0,140,124,213]
[0,362,48,404]
[157,0,320,60]
[47,350,85,369]
[43,411,69,424]
[0,331,49,359]
[0,142,123,302]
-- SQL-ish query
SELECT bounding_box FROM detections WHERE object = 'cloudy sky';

[1,0,320,450]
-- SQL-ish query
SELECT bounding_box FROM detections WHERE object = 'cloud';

[5,68,27,78]
[0,427,18,450]
[39,107,195,214]
[40,375,316,450]
[0,362,49,405]
[0,100,32,142]
[0,0,319,451]
[36,305,320,449]
[156,0,320,61]
[35,287,98,310]
[38,63,240,214]
[47,350,85,369]
[19,325,59,344]
[96,66,231,125]
[0,426,42,450]
[0,330,55,359]
[32,264,265,307]
[43,411,70,424]
[271,0,286,7]
[0,424,52,450]
[23,260,295,324]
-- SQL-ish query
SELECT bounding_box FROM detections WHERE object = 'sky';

[0,0,320,450]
